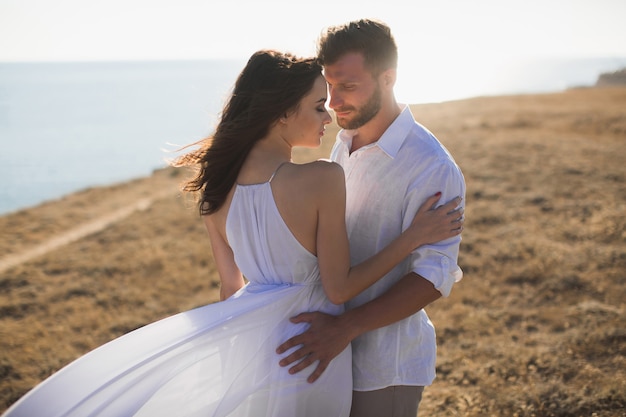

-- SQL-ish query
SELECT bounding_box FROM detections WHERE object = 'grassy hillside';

[1,87,625,416]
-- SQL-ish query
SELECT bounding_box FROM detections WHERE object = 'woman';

[2,50,462,417]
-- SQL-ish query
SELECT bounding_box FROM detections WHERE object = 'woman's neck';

[238,136,292,183]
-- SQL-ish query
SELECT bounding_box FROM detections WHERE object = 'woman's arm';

[203,216,245,300]
[315,164,462,304]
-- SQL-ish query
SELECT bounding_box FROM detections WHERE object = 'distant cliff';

[596,68,626,86]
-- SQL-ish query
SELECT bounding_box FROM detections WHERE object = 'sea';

[1,57,625,215]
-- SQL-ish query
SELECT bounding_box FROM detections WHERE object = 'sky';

[2,0,626,62]
[1,0,626,102]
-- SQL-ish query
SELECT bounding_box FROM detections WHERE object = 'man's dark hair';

[317,18,398,76]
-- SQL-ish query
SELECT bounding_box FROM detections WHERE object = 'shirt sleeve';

[402,158,466,297]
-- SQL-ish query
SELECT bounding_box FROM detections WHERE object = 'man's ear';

[381,68,397,89]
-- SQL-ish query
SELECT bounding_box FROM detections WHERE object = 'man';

[277,19,466,416]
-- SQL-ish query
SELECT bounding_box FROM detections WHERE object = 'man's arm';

[276,271,440,383]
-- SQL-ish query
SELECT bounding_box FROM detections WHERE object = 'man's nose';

[328,87,343,109]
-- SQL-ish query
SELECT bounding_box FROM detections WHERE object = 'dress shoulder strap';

[268,162,289,183]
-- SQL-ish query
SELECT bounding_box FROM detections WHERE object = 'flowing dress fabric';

[3,181,352,417]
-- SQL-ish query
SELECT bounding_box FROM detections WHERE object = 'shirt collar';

[337,105,414,158]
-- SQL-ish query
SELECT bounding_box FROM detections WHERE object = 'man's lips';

[333,109,351,117]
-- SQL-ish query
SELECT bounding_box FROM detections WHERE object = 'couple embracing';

[3,18,465,417]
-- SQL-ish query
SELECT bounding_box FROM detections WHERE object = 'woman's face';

[283,75,332,148]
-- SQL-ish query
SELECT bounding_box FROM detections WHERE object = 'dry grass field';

[1,87,625,416]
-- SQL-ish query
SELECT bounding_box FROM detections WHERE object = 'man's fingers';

[306,361,329,383]
[288,356,330,383]
[277,312,320,354]
[276,334,303,355]
[289,311,316,324]
[278,345,310,367]
[287,354,317,375]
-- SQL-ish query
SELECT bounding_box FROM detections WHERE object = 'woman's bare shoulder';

[281,160,344,197]
[297,159,344,180]
[302,160,345,196]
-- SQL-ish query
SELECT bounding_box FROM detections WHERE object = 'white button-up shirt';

[331,105,466,390]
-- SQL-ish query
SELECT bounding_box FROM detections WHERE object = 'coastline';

[3,57,626,217]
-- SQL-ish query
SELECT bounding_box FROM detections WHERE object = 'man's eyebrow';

[334,81,357,86]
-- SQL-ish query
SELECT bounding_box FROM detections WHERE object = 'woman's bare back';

[211,160,345,257]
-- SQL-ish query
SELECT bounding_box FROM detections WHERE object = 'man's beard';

[336,84,382,130]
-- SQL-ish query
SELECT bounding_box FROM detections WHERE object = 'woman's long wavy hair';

[172,50,323,216]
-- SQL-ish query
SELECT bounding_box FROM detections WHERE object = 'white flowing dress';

[3,179,352,417]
